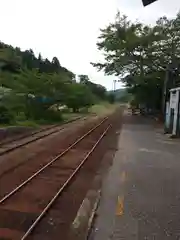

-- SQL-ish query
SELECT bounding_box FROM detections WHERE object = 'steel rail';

[0,117,108,204]
[0,124,58,147]
[21,124,111,240]
[0,116,85,156]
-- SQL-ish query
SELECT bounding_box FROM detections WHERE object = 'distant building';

[163,62,180,137]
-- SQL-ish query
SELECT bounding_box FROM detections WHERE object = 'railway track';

[0,116,111,240]
[0,116,85,156]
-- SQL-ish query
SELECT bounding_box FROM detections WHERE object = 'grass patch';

[89,102,119,116]
[16,120,39,128]
[0,120,39,128]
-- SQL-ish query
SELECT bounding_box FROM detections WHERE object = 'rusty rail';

[0,116,85,156]
[21,124,111,240]
[0,117,108,204]
[0,116,110,240]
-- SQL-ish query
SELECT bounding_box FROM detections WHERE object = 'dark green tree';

[92,11,180,112]
[78,74,107,100]
[65,83,94,112]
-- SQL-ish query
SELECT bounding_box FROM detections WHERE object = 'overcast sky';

[0,0,180,89]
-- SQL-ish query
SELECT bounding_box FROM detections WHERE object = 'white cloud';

[0,0,179,90]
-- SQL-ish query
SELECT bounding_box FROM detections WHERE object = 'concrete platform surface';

[89,113,180,240]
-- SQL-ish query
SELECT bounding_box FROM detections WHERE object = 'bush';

[35,109,63,123]
[0,105,14,124]
[107,93,115,104]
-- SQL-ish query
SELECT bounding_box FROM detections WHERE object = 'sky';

[0,0,180,90]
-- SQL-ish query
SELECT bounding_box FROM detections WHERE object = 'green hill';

[108,88,129,102]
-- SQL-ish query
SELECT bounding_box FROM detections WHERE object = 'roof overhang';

[142,0,157,6]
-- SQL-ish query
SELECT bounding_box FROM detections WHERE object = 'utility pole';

[162,24,177,117]
[113,79,121,92]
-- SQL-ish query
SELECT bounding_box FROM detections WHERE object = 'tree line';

[92,11,180,114]
[0,41,108,124]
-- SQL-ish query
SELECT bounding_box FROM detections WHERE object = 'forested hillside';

[108,88,130,102]
[0,41,74,81]
[0,42,108,125]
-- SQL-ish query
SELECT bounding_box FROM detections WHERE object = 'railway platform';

[89,112,180,240]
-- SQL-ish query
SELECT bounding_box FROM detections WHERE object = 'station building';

[165,87,180,137]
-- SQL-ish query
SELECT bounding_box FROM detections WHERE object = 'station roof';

[142,0,157,6]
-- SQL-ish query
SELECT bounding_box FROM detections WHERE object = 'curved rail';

[0,117,108,204]
[21,124,111,240]
[0,116,84,156]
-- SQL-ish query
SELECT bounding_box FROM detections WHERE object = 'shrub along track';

[0,116,85,156]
